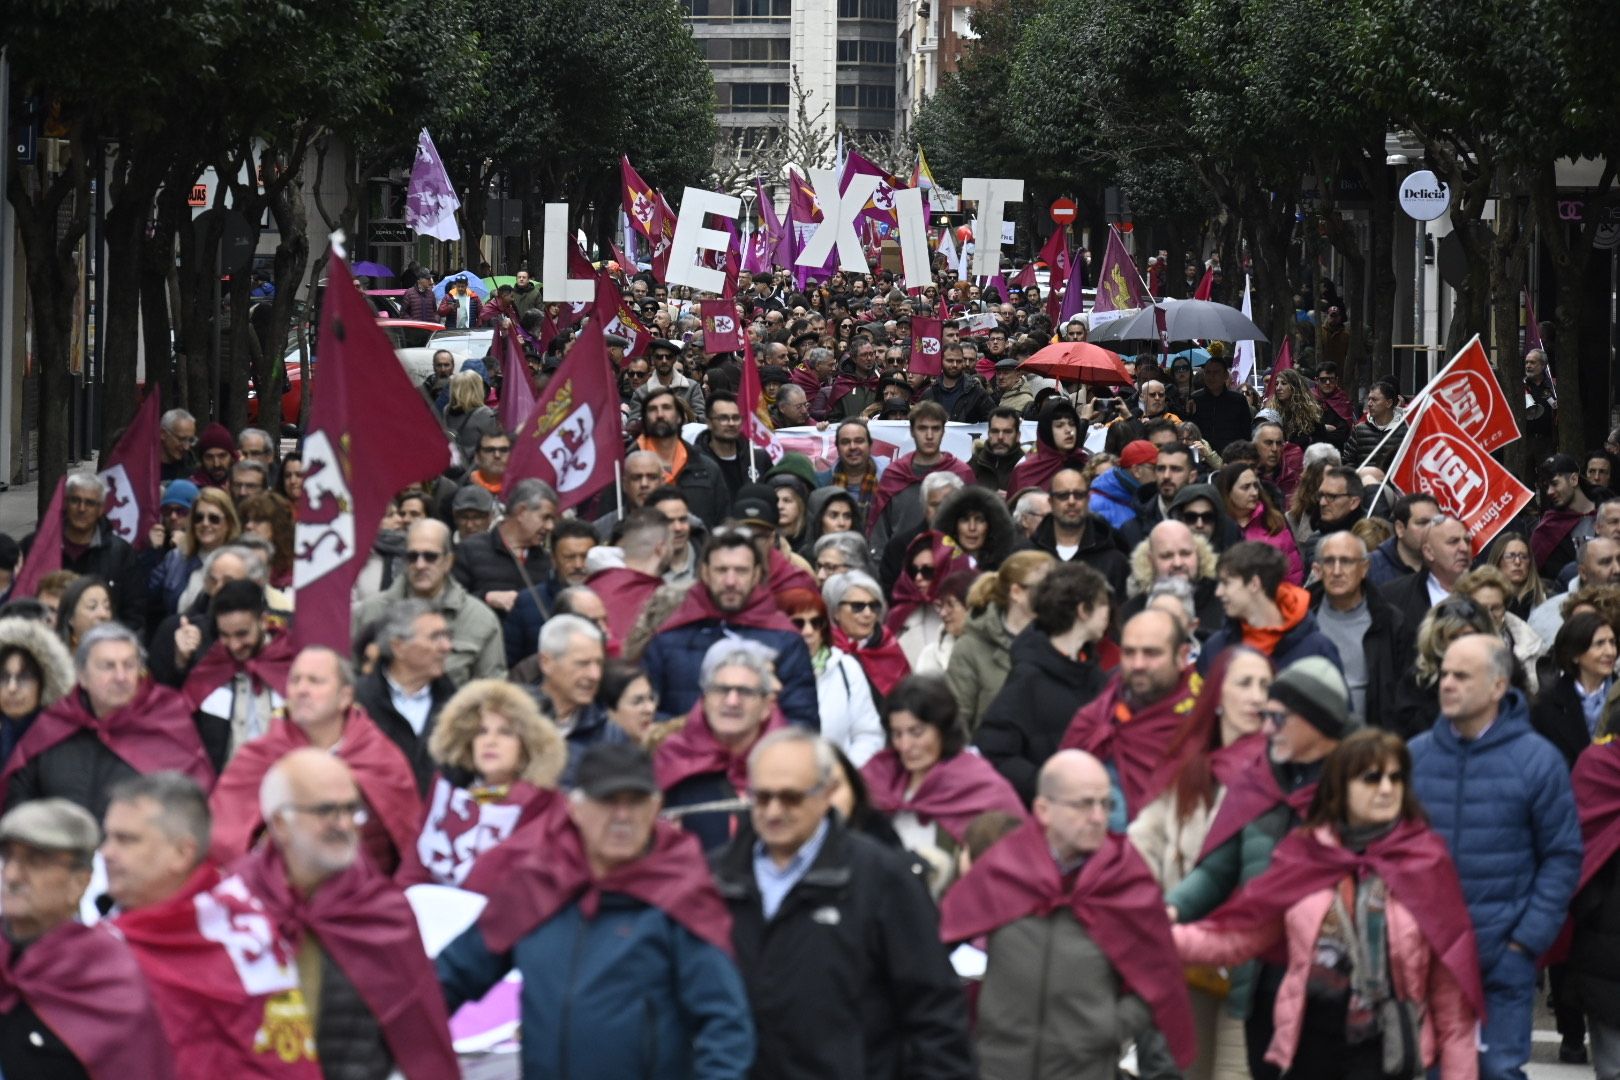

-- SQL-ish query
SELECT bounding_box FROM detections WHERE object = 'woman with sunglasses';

[824,570,910,703]
[777,586,883,765]
[888,532,964,670]
[1174,729,1483,1079]
[149,487,241,618]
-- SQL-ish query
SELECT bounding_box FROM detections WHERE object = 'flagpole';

[615,460,624,519]
[1362,402,1426,519]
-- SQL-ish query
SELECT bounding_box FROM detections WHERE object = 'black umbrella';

[1089,299,1268,344]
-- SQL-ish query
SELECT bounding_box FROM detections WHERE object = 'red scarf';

[861,748,1025,842]
[884,531,963,634]
[467,808,734,956]
[396,776,555,888]
[1196,733,1317,862]
[1,679,214,801]
[0,919,178,1079]
[182,630,298,709]
[207,709,423,866]
[1197,820,1484,1021]
[658,579,797,636]
[831,625,911,696]
[940,825,1195,1067]
[231,844,459,1080]
[654,701,786,793]
[865,452,976,533]
[1059,669,1202,817]
[585,567,665,650]
[114,863,321,1080]
[1573,737,1620,895]
[1006,442,1087,494]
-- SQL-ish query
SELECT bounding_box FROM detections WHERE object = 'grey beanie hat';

[1269,656,1353,739]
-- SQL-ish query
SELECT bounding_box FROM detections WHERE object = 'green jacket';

[946,605,1013,735]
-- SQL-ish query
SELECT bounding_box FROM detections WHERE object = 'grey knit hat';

[1269,656,1353,739]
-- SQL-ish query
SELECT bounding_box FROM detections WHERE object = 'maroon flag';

[609,237,636,277]
[593,271,650,361]
[1193,266,1214,300]
[1263,336,1294,401]
[1036,227,1070,284]
[700,299,744,353]
[9,478,66,599]
[98,389,163,551]
[739,336,783,470]
[554,240,597,330]
[620,156,661,242]
[1093,226,1147,313]
[504,318,624,511]
[650,191,678,282]
[495,323,536,432]
[1524,288,1544,353]
[910,316,944,376]
[292,247,451,655]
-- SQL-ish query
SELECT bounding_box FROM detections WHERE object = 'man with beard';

[180,580,295,755]
[1524,348,1559,464]
[824,339,883,420]
[921,343,993,422]
[635,387,728,527]
[628,339,706,424]
[1030,467,1129,599]
[971,407,1026,492]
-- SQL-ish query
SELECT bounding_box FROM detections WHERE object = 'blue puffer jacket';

[438,892,755,1079]
[641,621,820,731]
[1409,690,1582,973]
[1087,466,1142,531]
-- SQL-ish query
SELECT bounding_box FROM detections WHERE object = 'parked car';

[248,318,444,430]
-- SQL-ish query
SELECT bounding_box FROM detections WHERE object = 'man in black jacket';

[39,472,147,631]
[452,477,555,616]
[353,599,456,794]
[1187,354,1252,454]
[921,342,993,422]
[1308,531,1407,729]
[712,729,974,1080]
[1030,467,1129,600]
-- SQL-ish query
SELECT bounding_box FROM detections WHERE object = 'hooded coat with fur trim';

[933,485,1026,572]
[0,617,75,765]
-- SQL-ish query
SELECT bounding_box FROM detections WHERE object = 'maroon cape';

[654,701,787,793]
[1573,737,1620,894]
[1196,820,1484,1020]
[658,577,797,636]
[1059,668,1203,817]
[207,708,423,866]
[585,566,665,650]
[831,625,911,697]
[115,863,320,1079]
[885,531,964,635]
[467,806,734,956]
[0,918,177,1079]
[397,776,557,888]
[1531,506,1594,568]
[1196,733,1317,862]
[826,369,880,409]
[0,679,214,801]
[865,452,977,533]
[766,547,818,596]
[1006,442,1088,494]
[940,824,1195,1067]
[862,747,1025,842]
[231,843,459,1080]
[182,630,298,709]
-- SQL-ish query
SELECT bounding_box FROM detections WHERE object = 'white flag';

[1232,275,1256,387]
[406,129,462,242]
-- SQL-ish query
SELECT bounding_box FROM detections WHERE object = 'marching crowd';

[2,258,1620,1080]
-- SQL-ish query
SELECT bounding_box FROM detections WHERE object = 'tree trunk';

[256,164,311,438]
[1534,157,1614,457]
[1485,162,1533,476]
[101,140,173,447]
[139,160,193,409]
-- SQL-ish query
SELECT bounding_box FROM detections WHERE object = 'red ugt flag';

[620,156,661,242]
[1422,334,1521,454]
[1390,401,1533,556]
[910,316,944,376]
[292,247,450,655]
[100,387,163,550]
[700,300,744,353]
[504,318,624,512]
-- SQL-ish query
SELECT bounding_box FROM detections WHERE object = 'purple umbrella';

[350,260,395,278]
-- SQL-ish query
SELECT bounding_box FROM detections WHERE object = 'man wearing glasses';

[235,748,457,1078]
[45,470,148,630]
[159,407,198,482]
[713,728,972,1079]
[1307,531,1406,726]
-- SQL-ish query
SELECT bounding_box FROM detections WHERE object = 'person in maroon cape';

[105,772,320,1079]
[639,527,818,727]
[860,674,1024,896]
[1007,397,1088,495]
[207,647,422,875]
[827,568,912,702]
[728,484,820,596]
[583,507,673,652]
[1531,454,1597,580]
[1567,731,1620,1069]
[940,749,1196,1079]
[396,678,565,888]
[1058,609,1203,822]
[235,749,458,1079]
[2,622,216,820]
[656,640,787,850]
[886,530,963,669]
[866,402,977,560]
[440,742,756,1078]
[1174,730,1483,1078]
[180,580,295,755]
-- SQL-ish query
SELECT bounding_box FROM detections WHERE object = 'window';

[726,38,790,62]
[836,84,895,110]
[736,0,790,14]
[731,82,790,107]
[836,39,896,64]
[837,0,896,18]
[681,0,710,12]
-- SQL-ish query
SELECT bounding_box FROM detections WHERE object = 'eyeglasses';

[405,550,443,564]
[815,560,849,574]
[166,433,199,446]
[281,801,369,825]
[1051,490,1089,502]
[1259,709,1290,728]
[749,784,824,808]
[627,370,651,381]
[789,616,823,629]
[1318,491,1354,502]
[195,513,226,526]
[1178,511,1217,525]
[1498,550,1529,563]
[706,683,767,700]
[481,445,512,456]
[0,671,38,689]
[908,564,935,580]
[840,599,880,614]
[1357,768,1404,786]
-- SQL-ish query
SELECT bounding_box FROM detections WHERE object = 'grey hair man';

[536,614,620,786]
[453,477,557,613]
[353,599,454,793]
[51,470,147,630]
[160,407,199,480]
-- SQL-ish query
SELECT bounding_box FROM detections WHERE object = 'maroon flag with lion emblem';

[99,388,162,551]
[909,316,944,376]
[700,299,744,353]
[292,246,451,655]
[504,318,624,511]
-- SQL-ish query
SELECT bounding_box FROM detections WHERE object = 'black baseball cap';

[575,744,659,799]
[731,484,779,528]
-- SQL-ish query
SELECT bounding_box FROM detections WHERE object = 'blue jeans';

[1480,948,1536,1080]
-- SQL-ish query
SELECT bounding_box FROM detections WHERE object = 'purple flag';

[1093,227,1147,313]
[406,129,462,242]
[745,178,782,274]
[1058,244,1089,323]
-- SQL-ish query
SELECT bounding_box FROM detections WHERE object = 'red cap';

[1120,440,1158,468]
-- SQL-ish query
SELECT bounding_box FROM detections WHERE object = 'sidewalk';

[0,477,43,541]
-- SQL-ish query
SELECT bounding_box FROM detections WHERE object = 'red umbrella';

[1018,342,1134,385]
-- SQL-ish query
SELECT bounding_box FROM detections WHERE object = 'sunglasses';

[908,564,935,580]
[1357,768,1405,786]
[195,513,227,526]
[481,445,512,456]
[405,550,443,564]
[1178,510,1217,525]
[749,785,823,809]
[789,616,823,629]
[1259,709,1289,728]
[1051,490,1089,502]
[840,600,880,614]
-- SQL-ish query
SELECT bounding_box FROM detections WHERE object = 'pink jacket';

[1241,507,1304,585]
[1174,832,1478,1077]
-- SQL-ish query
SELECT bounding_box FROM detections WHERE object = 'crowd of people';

[1,257,1620,1080]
